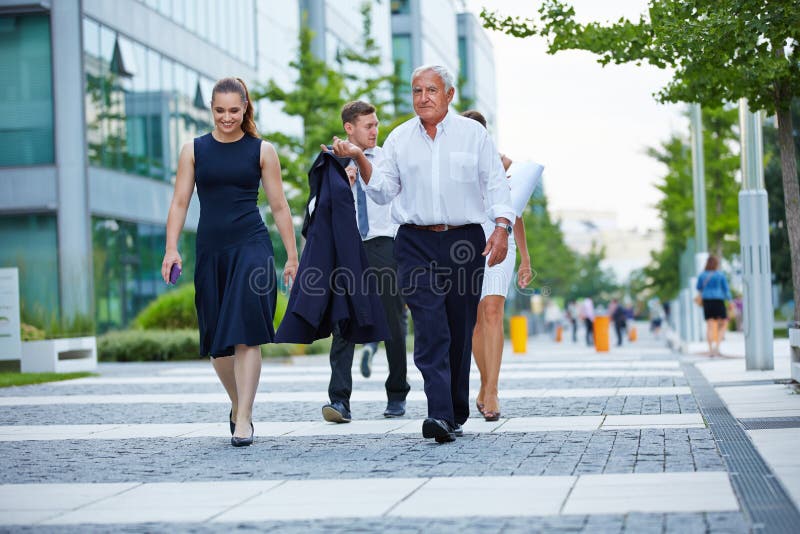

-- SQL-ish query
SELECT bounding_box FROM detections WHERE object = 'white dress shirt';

[349,146,398,240]
[362,112,515,226]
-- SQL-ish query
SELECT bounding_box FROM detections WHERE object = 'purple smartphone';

[169,263,181,285]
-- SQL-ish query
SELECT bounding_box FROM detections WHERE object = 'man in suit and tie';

[319,101,410,424]
[327,66,514,443]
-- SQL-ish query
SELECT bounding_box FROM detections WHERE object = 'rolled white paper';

[507,160,544,217]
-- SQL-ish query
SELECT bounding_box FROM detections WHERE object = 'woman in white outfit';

[462,110,532,422]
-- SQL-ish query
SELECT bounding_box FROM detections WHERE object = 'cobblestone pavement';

[0,335,762,532]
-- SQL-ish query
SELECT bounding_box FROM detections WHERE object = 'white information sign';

[0,268,22,361]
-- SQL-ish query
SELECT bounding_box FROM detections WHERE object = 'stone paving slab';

[0,429,726,484]
[4,512,751,533]
[0,395,699,426]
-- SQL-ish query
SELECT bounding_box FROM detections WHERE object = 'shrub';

[134,285,197,330]
[20,323,46,341]
[135,285,289,331]
[98,329,199,362]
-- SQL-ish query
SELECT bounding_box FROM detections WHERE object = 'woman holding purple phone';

[161,77,298,447]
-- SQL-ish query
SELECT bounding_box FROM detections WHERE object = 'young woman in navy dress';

[161,77,298,447]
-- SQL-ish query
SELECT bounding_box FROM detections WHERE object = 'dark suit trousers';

[395,224,485,427]
[328,236,410,410]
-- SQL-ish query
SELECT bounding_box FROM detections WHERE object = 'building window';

[391,0,411,15]
[92,216,196,332]
[392,34,413,113]
[0,215,59,327]
[0,14,54,167]
[83,17,212,183]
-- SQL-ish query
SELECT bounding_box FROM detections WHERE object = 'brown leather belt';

[405,223,468,232]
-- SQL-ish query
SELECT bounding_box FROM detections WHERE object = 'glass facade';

[92,216,196,332]
[391,0,411,15]
[0,215,59,326]
[392,34,413,112]
[137,0,256,66]
[0,14,54,167]
[83,17,214,183]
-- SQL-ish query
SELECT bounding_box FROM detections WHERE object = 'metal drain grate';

[683,363,800,532]
[739,417,800,430]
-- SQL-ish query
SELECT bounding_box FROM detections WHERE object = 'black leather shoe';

[322,401,352,423]
[422,418,456,443]
[454,424,464,437]
[383,400,406,418]
[231,423,254,447]
[229,409,235,436]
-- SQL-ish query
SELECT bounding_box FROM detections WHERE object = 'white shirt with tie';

[362,111,515,226]
[349,146,398,240]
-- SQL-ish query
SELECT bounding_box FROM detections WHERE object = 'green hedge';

[98,329,332,362]
[134,285,289,331]
[98,329,199,361]
[134,285,197,330]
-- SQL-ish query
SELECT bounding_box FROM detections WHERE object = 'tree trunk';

[773,85,800,324]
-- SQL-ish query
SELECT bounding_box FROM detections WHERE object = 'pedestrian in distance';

[696,255,732,357]
[579,297,595,347]
[326,65,514,443]
[319,100,410,424]
[461,109,532,422]
[610,299,627,346]
[161,77,298,447]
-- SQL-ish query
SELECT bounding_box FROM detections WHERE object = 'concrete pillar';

[738,99,774,370]
[51,0,94,323]
[689,103,707,342]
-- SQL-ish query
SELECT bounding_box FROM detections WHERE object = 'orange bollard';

[555,324,563,342]
[510,315,527,354]
[628,325,637,342]
[593,316,610,352]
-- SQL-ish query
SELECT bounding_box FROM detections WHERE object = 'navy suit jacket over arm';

[275,151,389,344]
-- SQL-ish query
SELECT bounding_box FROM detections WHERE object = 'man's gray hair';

[411,65,455,92]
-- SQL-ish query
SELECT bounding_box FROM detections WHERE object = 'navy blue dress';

[193,132,277,357]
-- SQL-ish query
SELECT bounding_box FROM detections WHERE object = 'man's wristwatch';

[495,222,512,235]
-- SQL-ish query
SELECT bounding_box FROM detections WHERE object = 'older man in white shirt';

[327,65,514,443]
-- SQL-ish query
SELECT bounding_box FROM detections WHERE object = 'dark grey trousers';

[328,236,410,410]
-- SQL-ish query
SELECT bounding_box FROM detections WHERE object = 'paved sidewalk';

[0,328,797,532]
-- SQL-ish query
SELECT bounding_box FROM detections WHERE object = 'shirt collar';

[416,110,452,137]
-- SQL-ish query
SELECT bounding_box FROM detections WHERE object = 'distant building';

[457,11,497,131]
[553,209,663,281]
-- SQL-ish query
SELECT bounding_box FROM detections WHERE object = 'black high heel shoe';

[229,410,235,436]
[231,422,254,447]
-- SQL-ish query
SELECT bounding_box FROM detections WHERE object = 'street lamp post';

[738,99,774,370]
[690,103,708,343]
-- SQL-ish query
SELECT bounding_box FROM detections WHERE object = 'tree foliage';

[643,106,740,299]
[482,0,800,320]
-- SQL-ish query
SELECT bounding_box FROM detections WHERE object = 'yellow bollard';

[555,324,563,343]
[628,325,638,342]
[593,315,610,352]
[510,315,527,354]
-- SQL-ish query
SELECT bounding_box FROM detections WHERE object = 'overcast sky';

[465,0,687,231]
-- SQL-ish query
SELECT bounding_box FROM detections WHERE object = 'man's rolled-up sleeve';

[362,135,401,205]
[478,132,515,223]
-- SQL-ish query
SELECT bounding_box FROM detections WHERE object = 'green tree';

[565,243,619,304]
[252,19,347,217]
[643,106,740,299]
[482,0,800,321]
[521,194,579,298]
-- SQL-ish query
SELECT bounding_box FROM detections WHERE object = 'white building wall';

[418,0,459,78]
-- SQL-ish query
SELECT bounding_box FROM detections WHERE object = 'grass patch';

[0,372,95,388]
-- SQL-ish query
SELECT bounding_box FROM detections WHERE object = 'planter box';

[21,336,97,374]
[791,328,800,383]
